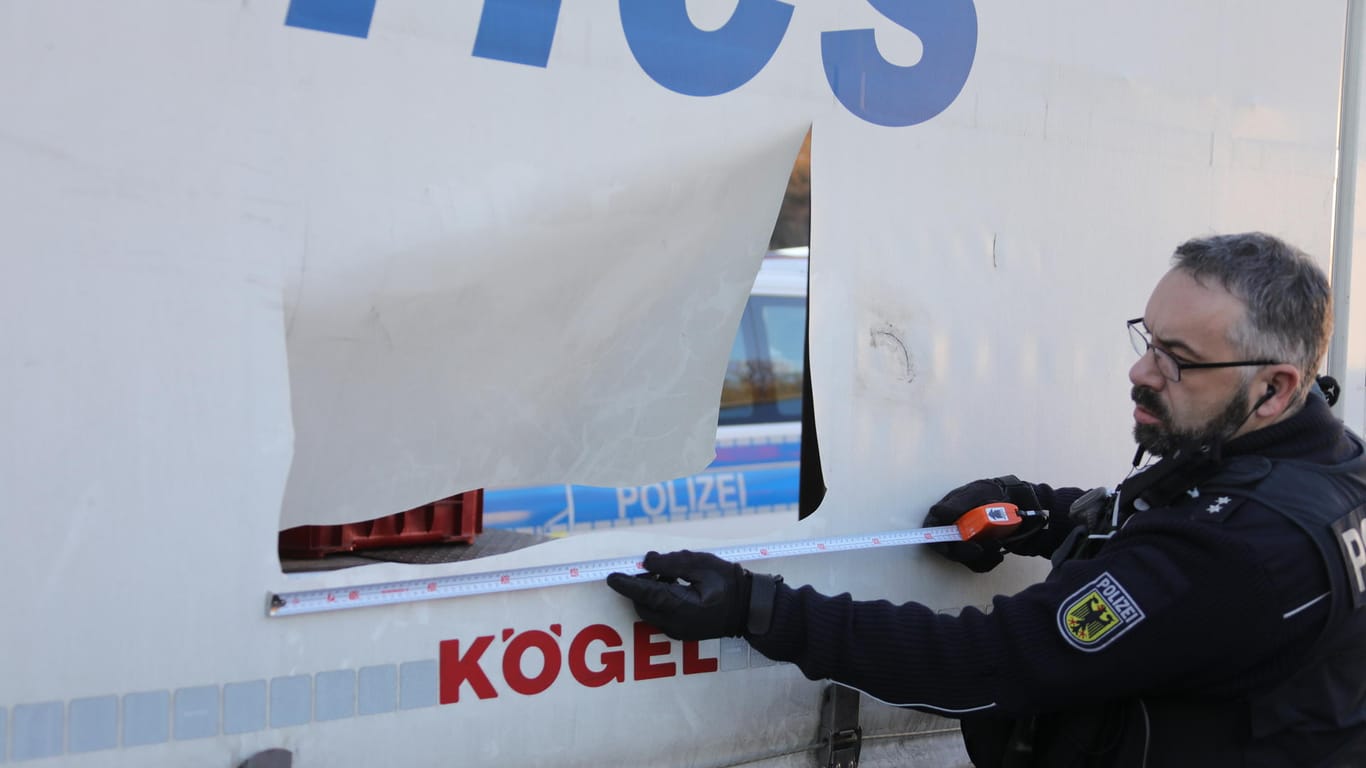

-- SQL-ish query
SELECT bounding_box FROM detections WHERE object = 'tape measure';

[267,503,1037,618]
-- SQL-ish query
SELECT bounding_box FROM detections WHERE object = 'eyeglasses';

[1127,318,1277,382]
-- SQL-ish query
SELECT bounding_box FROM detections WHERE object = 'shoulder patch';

[1057,572,1147,652]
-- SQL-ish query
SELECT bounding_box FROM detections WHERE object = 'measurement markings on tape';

[268,525,960,617]
[268,504,1035,617]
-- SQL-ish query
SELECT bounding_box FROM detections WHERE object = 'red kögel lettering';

[568,624,626,687]
[439,636,498,703]
[437,620,723,703]
[633,622,675,680]
[681,640,718,675]
[503,629,562,696]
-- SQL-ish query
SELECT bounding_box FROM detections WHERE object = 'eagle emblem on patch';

[1057,572,1146,651]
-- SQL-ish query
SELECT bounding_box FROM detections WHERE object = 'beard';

[1131,385,1252,457]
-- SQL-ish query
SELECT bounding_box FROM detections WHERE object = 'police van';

[483,249,808,535]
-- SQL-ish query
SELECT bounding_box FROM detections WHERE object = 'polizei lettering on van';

[439,622,720,703]
[616,472,748,520]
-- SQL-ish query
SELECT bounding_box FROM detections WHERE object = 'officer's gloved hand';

[922,475,1045,573]
[606,550,751,641]
[923,480,1010,572]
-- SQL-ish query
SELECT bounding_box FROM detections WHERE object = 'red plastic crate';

[279,490,483,559]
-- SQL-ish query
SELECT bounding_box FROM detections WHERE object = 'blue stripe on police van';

[483,454,801,534]
[711,441,801,468]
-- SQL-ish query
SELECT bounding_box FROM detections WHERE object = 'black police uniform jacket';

[745,393,1366,766]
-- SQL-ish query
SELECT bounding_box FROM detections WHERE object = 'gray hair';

[1172,232,1332,402]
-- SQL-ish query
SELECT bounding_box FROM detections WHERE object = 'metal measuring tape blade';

[267,503,1032,617]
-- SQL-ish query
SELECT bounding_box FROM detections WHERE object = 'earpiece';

[1251,384,1277,412]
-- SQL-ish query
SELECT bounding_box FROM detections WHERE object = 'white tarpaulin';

[1,1,822,530]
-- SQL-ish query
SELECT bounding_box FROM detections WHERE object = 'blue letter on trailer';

[473,0,564,67]
[285,0,378,39]
[821,0,977,127]
[619,0,794,97]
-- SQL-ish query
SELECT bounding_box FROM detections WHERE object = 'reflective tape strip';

[268,524,964,617]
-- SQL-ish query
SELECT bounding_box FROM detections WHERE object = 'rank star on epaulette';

[1197,494,1246,523]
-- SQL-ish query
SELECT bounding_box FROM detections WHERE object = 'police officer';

[607,232,1366,766]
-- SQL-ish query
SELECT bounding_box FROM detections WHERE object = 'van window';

[718,295,806,426]
[719,314,759,424]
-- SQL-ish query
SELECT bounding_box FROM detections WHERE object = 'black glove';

[922,475,1043,573]
[606,550,751,641]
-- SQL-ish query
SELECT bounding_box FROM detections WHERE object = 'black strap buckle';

[819,683,862,768]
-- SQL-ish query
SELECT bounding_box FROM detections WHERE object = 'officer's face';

[1128,268,1258,457]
